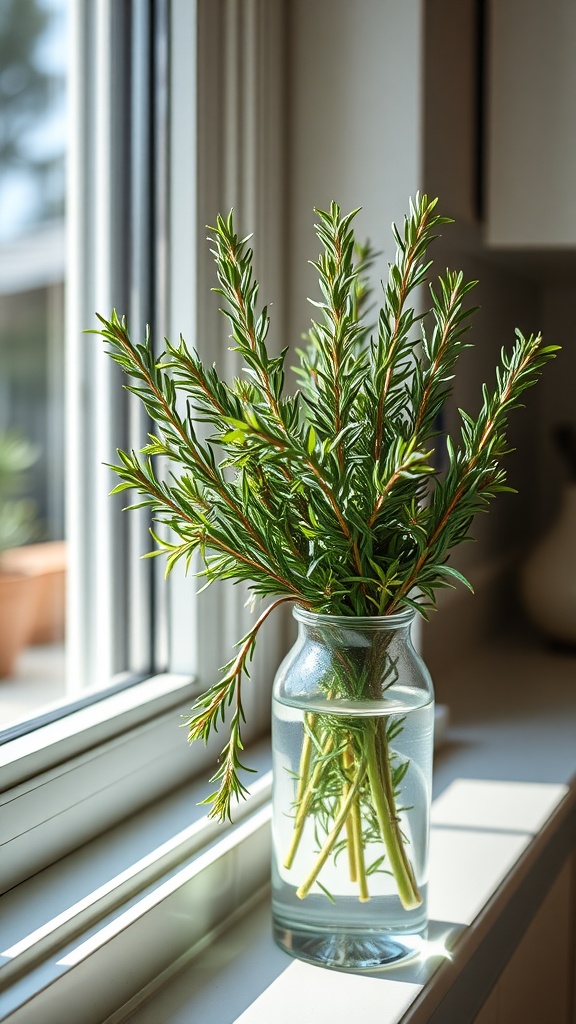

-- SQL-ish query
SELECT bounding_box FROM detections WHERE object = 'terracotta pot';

[0,541,67,644]
[0,571,42,677]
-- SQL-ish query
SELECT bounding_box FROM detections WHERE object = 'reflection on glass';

[0,0,68,728]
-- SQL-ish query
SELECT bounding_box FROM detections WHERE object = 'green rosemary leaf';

[315,880,336,904]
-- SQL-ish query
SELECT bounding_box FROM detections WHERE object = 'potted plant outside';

[1,540,67,646]
[0,431,41,677]
[94,195,557,969]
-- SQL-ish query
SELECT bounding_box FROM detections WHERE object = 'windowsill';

[0,672,209,895]
[1,636,575,1024]
[0,741,274,1023]
[0,740,273,959]
[0,671,197,786]
[119,636,576,1024]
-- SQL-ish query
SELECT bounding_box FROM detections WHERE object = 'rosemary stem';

[296,759,366,900]
[294,716,315,806]
[365,722,422,910]
[283,733,334,869]
[343,744,358,883]
[350,791,369,902]
[344,813,357,883]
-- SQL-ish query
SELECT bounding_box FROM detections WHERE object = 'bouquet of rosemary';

[95,195,556,911]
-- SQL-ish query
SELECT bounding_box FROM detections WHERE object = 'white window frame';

[0,0,288,897]
[66,0,156,692]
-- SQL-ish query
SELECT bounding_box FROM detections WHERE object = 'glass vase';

[271,606,434,971]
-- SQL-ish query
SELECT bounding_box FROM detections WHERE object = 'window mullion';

[66,0,157,694]
[167,0,290,718]
[127,0,158,676]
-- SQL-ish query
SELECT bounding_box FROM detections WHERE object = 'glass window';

[0,0,288,900]
[0,0,68,727]
[0,0,186,892]
[0,0,165,736]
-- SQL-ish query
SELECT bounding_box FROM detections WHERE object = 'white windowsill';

[0,672,198,788]
[0,672,208,895]
[1,637,575,1024]
[119,636,576,1024]
[0,740,274,1023]
[116,783,573,1024]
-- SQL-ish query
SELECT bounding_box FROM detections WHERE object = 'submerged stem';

[350,791,369,902]
[365,721,422,910]
[343,743,358,884]
[296,757,367,900]
[294,716,315,806]
[284,733,335,869]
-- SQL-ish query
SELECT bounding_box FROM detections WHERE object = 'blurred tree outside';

[0,0,66,236]
[0,0,67,542]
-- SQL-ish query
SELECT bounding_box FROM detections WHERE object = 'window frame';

[66,0,157,693]
[0,0,289,896]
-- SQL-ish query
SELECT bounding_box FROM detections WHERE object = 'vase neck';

[293,607,416,653]
[293,606,415,631]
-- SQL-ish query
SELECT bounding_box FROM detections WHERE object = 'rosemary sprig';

[94,194,558,824]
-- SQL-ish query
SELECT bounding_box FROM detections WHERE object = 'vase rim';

[293,605,416,629]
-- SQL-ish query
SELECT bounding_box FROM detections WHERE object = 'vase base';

[273,920,423,971]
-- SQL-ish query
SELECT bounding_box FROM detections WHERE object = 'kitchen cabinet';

[473,858,574,1023]
[487,0,576,248]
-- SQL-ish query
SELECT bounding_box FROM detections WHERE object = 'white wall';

[285,0,424,346]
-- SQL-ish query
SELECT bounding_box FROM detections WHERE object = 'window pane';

[0,0,67,728]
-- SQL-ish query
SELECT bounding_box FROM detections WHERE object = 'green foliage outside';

[0,430,38,552]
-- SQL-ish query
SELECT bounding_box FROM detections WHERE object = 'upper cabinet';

[486,0,576,248]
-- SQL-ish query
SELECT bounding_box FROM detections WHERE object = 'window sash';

[66,0,158,694]
[0,674,197,896]
[0,0,289,894]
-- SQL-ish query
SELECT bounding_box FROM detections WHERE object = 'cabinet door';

[474,987,498,1024]
[472,859,573,1024]
[487,0,576,247]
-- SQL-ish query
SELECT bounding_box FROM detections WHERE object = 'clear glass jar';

[271,606,434,970]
